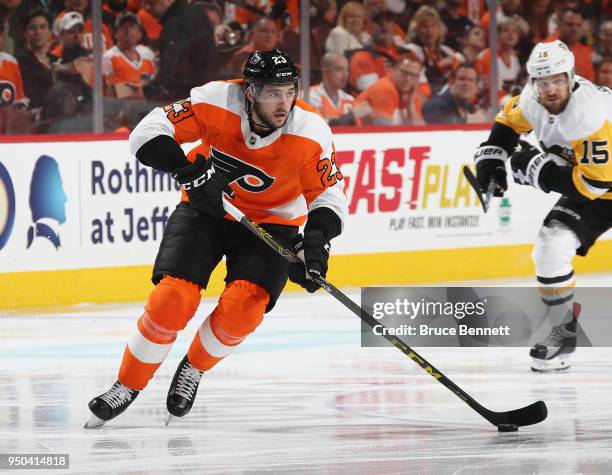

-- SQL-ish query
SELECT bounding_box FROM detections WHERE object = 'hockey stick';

[463,166,496,213]
[222,198,548,429]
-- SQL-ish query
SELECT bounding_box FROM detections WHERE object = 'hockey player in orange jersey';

[85,49,348,428]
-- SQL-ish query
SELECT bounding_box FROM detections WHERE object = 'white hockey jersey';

[496,76,612,200]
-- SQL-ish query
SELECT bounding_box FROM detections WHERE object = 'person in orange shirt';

[137,7,161,47]
[85,49,348,428]
[356,54,426,125]
[475,18,522,108]
[102,12,156,98]
[309,52,372,125]
[349,10,399,93]
[0,21,28,108]
[546,10,595,80]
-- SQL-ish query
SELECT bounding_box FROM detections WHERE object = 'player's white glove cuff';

[512,152,552,192]
[474,145,509,165]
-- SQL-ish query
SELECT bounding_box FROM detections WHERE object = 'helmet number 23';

[272,56,287,65]
[580,140,609,164]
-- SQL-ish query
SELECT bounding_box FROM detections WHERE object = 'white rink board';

[1,131,610,273]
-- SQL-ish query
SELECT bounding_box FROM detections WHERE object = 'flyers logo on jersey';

[0,81,16,106]
[209,147,275,192]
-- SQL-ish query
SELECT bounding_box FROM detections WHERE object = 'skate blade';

[84,414,106,429]
[165,413,180,427]
[531,355,572,372]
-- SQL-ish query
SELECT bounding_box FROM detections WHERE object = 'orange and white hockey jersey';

[102,45,156,85]
[0,52,28,107]
[308,83,355,122]
[497,76,612,200]
[129,80,348,228]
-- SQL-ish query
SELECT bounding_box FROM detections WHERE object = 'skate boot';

[166,355,204,425]
[530,303,581,372]
[84,380,139,429]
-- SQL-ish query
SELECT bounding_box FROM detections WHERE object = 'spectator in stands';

[309,52,372,126]
[51,12,85,59]
[224,0,266,29]
[0,0,21,55]
[595,57,612,88]
[137,2,162,49]
[103,12,155,99]
[325,1,371,56]
[201,2,221,30]
[227,16,278,78]
[481,0,529,37]
[475,18,521,108]
[459,25,486,64]
[349,10,398,93]
[54,0,114,51]
[103,0,126,27]
[423,64,487,124]
[439,0,475,51]
[522,0,554,45]
[15,9,56,112]
[0,18,27,107]
[142,0,217,100]
[356,54,426,125]
[593,20,612,67]
[549,9,594,80]
[41,44,92,128]
[401,5,464,95]
[13,0,63,47]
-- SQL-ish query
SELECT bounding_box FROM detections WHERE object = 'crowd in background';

[0,0,611,133]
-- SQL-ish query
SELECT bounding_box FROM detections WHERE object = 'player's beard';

[253,101,289,131]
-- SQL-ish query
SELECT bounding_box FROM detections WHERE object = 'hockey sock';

[119,276,201,390]
[187,280,269,371]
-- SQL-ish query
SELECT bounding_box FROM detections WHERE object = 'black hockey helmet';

[243,49,299,86]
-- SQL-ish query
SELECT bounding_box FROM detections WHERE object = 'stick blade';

[462,166,488,213]
[489,400,548,427]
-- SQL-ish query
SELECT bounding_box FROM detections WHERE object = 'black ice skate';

[166,355,204,426]
[84,380,140,429]
[530,302,581,372]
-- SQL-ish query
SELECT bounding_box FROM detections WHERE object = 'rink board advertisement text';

[1,129,612,308]
[361,287,609,347]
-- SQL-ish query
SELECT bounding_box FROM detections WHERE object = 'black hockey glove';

[474,143,508,197]
[287,231,330,293]
[173,154,234,217]
[510,141,553,192]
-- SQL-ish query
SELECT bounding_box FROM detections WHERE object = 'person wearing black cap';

[85,49,348,429]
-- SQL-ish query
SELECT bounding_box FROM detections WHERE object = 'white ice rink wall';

[2,126,612,308]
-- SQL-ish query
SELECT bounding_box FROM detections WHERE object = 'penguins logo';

[209,147,274,192]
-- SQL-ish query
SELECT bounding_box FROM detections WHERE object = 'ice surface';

[1,275,611,474]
